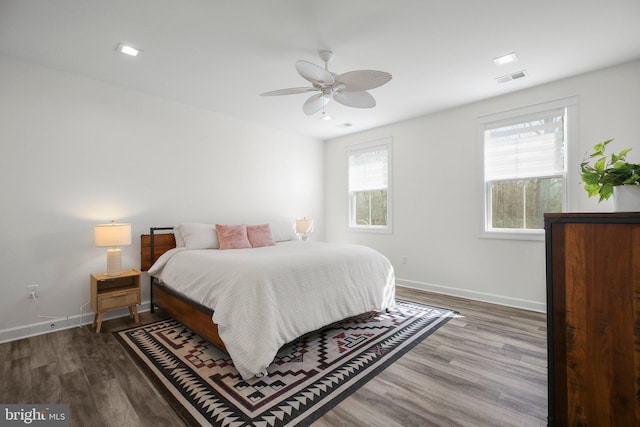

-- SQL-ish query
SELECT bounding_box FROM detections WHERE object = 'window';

[347,139,392,232]
[479,98,577,240]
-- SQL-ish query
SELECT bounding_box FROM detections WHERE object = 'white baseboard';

[0,301,152,344]
[1,282,545,344]
[396,278,546,313]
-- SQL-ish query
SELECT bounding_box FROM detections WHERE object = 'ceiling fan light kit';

[261,50,392,116]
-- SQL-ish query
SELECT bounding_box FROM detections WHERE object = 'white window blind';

[484,108,566,181]
[349,147,388,191]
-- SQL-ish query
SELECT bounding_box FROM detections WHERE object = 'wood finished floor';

[0,287,547,426]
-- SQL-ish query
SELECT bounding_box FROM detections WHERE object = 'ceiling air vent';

[495,70,527,84]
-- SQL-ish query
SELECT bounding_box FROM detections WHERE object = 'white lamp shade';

[296,219,314,234]
[95,222,131,247]
[95,222,131,276]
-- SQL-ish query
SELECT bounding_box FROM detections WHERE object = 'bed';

[141,222,396,380]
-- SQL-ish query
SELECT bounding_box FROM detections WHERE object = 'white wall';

[0,55,324,341]
[325,60,640,312]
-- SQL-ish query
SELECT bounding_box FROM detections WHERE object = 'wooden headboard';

[140,227,176,271]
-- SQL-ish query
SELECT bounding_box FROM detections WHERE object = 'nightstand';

[90,269,141,332]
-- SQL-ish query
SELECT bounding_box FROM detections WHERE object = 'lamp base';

[106,248,123,276]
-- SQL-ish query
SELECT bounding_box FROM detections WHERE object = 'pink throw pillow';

[247,224,276,248]
[215,224,252,250]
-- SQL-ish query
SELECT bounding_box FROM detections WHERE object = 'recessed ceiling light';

[116,43,141,57]
[493,52,518,66]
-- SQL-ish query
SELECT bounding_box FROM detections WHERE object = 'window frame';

[477,97,578,241]
[347,138,393,233]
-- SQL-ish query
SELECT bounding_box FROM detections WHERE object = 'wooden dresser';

[544,212,640,426]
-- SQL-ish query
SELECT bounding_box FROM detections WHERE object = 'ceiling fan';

[260,50,392,116]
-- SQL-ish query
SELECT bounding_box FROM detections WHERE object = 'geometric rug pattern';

[115,299,456,426]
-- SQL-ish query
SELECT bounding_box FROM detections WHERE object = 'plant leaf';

[594,157,606,172]
[581,172,600,185]
[585,183,600,197]
[600,184,614,201]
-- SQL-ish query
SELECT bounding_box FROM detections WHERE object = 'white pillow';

[269,220,299,242]
[174,223,219,249]
[173,226,186,248]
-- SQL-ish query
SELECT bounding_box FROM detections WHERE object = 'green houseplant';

[580,139,640,202]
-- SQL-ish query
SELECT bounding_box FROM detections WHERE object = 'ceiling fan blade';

[260,87,315,96]
[335,70,392,92]
[302,93,330,115]
[295,60,335,86]
[333,90,376,108]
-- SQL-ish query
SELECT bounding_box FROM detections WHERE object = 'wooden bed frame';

[140,227,226,350]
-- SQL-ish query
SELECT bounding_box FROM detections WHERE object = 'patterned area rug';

[115,299,456,426]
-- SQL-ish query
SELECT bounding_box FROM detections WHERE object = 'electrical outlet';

[401,255,408,264]
[27,284,39,299]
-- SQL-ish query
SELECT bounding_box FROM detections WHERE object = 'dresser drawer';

[98,288,139,310]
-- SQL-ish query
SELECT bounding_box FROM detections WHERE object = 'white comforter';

[148,240,396,380]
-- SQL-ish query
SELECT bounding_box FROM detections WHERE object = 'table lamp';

[95,221,131,276]
[296,218,314,241]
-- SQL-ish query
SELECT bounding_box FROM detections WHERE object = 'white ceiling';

[1,0,639,140]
